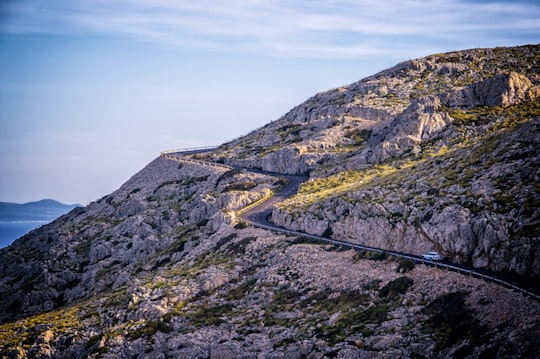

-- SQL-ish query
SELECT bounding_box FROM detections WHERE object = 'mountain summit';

[0,45,539,358]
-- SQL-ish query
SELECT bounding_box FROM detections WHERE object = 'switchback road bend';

[162,148,540,301]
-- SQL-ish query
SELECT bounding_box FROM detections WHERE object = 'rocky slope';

[203,44,540,281]
[1,45,539,358]
[204,46,539,173]
[0,158,279,325]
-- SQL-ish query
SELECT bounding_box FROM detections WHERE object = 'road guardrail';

[243,220,540,301]
[161,148,233,170]
[162,147,540,302]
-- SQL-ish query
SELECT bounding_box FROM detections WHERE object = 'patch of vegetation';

[280,162,416,209]
[0,305,82,350]
[444,100,540,129]
[185,303,234,327]
[223,181,258,192]
[396,259,416,273]
[277,124,302,139]
[193,251,236,273]
[225,278,258,301]
[345,128,372,146]
[74,240,92,257]
[511,222,540,240]
[156,227,195,257]
[162,300,186,323]
[353,249,388,262]
[127,320,172,341]
[155,176,210,192]
[228,236,257,254]
[300,289,387,345]
[363,280,381,291]
[214,233,238,251]
[261,287,391,345]
[379,276,414,299]
[314,304,390,346]
[422,292,487,351]
[288,236,323,246]
[280,97,538,214]
[234,221,248,229]
[160,246,235,282]
[104,287,130,308]
[301,289,370,312]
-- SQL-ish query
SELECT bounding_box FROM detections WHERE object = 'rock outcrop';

[442,71,539,108]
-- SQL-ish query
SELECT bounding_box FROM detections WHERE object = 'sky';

[0,1,539,205]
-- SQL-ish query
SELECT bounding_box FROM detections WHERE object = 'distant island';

[0,199,81,248]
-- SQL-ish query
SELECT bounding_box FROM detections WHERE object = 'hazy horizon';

[1,0,539,205]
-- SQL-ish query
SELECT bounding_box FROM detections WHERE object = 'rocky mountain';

[202,44,540,281]
[0,44,539,358]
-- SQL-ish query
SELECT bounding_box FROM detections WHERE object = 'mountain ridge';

[0,44,539,358]
[0,199,81,222]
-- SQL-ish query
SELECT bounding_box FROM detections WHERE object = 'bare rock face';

[367,96,453,163]
[260,146,310,174]
[442,71,538,107]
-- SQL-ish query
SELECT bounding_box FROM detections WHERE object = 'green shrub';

[289,236,322,246]
[226,278,258,301]
[187,303,234,327]
[396,259,415,273]
[214,233,238,250]
[85,333,103,349]
[422,292,487,350]
[224,181,258,192]
[322,226,333,238]
[234,221,248,229]
[197,219,209,227]
[127,320,172,341]
[228,236,257,254]
[379,276,414,299]
[313,304,388,345]
[363,280,381,292]
[273,289,302,307]
[353,250,388,262]
[346,128,372,145]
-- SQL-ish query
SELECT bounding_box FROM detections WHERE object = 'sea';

[0,221,48,248]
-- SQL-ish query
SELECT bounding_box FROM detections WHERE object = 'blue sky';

[1,1,539,205]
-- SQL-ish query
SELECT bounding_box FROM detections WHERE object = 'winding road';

[239,174,306,226]
[162,148,540,301]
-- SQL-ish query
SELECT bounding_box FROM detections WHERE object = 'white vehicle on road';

[423,251,442,261]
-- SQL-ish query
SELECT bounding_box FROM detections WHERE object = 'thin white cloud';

[1,0,539,58]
